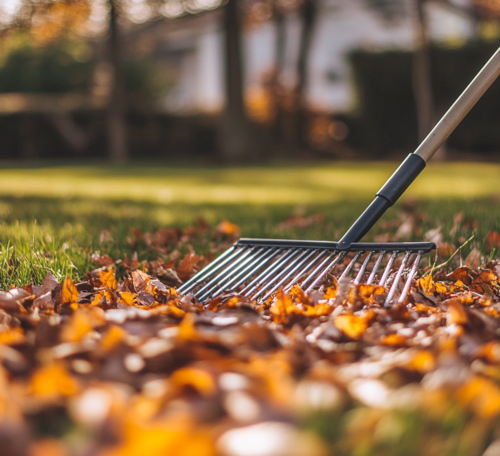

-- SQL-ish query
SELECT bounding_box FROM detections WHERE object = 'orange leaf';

[100,267,117,290]
[171,367,215,396]
[435,282,448,294]
[30,362,78,398]
[0,327,25,345]
[101,325,126,352]
[445,299,468,326]
[61,277,79,304]
[323,286,337,300]
[216,220,240,236]
[289,284,309,305]
[270,288,302,324]
[304,303,332,317]
[61,310,93,343]
[380,333,407,346]
[406,350,435,373]
[334,314,368,340]
[118,291,137,306]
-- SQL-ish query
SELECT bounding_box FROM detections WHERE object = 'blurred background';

[0,0,499,164]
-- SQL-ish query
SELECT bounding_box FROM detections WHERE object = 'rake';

[179,46,500,306]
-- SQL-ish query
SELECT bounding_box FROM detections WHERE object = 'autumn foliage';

[1,222,500,455]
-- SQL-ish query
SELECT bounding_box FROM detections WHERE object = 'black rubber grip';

[376,153,426,205]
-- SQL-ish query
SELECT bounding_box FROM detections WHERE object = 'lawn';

[0,161,498,287]
[1,161,500,456]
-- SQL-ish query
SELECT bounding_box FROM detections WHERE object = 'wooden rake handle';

[338,46,500,249]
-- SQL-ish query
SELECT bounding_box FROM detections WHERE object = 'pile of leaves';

[1,223,500,456]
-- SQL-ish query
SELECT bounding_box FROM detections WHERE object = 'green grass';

[0,161,498,288]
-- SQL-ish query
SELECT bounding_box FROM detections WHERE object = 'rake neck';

[337,154,425,249]
[338,45,500,249]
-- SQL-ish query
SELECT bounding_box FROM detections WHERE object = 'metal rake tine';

[178,245,238,293]
[305,251,347,292]
[261,249,320,301]
[384,251,411,307]
[366,251,386,285]
[241,249,302,296]
[252,249,313,300]
[339,251,363,281]
[397,252,422,304]
[227,248,284,292]
[196,247,265,301]
[284,250,330,292]
[379,251,398,286]
[194,247,255,298]
[301,250,338,289]
[210,248,279,299]
[353,251,374,285]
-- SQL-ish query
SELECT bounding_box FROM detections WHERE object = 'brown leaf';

[176,253,203,281]
[41,271,59,295]
[464,248,482,269]
[487,230,500,251]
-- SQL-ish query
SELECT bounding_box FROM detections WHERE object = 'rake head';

[178,239,436,306]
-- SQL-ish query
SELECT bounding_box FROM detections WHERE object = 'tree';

[220,0,253,162]
[107,0,128,164]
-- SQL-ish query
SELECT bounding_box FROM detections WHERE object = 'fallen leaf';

[216,220,240,236]
[61,277,79,304]
[100,268,117,290]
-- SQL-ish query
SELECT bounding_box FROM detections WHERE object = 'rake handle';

[338,46,500,249]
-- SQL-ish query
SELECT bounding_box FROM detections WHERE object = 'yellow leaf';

[30,362,78,398]
[100,268,117,290]
[61,277,79,304]
[334,315,368,340]
[434,282,448,294]
[416,275,435,296]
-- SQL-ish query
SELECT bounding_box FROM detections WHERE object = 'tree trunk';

[272,9,287,151]
[221,0,251,162]
[107,0,128,164]
[413,0,435,143]
[290,0,317,151]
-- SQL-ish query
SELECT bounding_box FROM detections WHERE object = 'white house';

[152,0,476,115]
